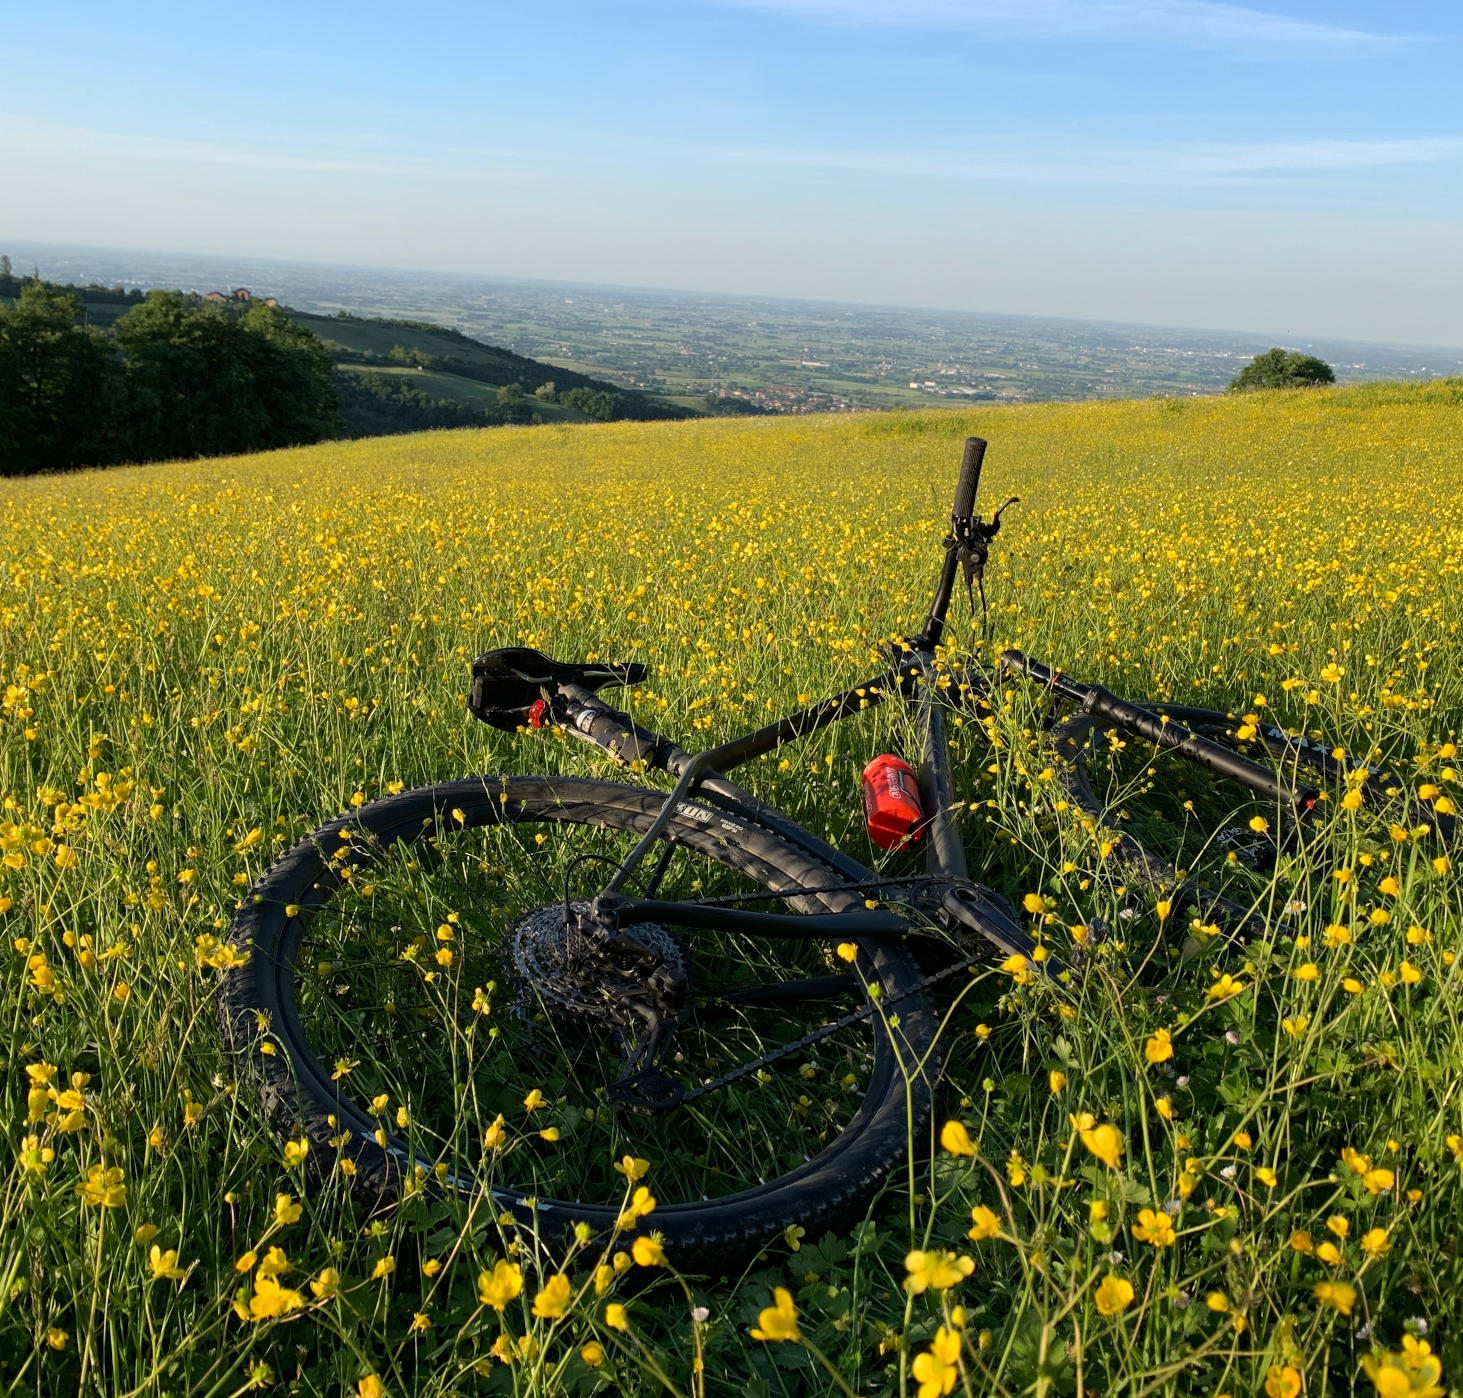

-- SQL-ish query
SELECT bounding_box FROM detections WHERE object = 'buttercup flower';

[750,1287,799,1342]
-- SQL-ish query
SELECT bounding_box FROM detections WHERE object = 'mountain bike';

[220,438,1449,1269]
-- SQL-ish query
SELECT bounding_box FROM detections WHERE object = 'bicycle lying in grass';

[220,437,1453,1269]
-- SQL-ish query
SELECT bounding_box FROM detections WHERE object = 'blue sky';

[3,0,1460,343]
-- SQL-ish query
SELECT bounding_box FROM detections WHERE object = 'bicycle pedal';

[1216,827,1277,871]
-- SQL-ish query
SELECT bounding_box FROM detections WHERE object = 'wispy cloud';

[1177,138,1463,174]
[703,0,1402,54]
[0,114,539,182]
[10,111,1456,193]
[686,135,1463,184]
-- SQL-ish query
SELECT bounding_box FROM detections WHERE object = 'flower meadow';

[1,379,1461,1397]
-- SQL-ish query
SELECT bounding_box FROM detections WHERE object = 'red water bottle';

[862,754,924,850]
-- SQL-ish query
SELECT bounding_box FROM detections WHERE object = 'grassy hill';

[1,269,699,436]
[1,382,1461,1395]
[286,308,662,423]
[330,364,586,423]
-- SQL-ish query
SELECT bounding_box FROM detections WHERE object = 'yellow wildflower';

[148,1246,185,1281]
[1093,1273,1134,1316]
[77,1164,126,1208]
[912,1326,962,1398]
[940,1120,975,1156]
[1080,1124,1124,1169]
[249,1273,306,1320]
[750,1287,799,1342]
[1132,1208,1176,1247]
[967,1205,1001,1241]
[631,1235,666,1267]
[1314,1280,1357,1315]
[905,1250,975,1293]
[477,1260,523,1311]
[531,1274,571,1319]
[1265,1366,1303,1398]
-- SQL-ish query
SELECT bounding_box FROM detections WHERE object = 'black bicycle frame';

[588,652,964,941]
[576,433,1315,943]
[586,451,998,940]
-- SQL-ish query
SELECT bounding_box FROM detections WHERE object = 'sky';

[2,0,1461,345]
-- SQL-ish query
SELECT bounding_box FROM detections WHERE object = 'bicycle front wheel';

[1049,702,1449,931]
[220,775,937,1268]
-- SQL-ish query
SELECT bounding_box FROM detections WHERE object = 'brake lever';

[954,498,1019,636]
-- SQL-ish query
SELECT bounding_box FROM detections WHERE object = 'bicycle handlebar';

[952,436,986,519]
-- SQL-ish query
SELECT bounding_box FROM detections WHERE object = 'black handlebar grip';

[952,437,987,519]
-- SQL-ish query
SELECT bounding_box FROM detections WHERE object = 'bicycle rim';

[220,775,938,1266]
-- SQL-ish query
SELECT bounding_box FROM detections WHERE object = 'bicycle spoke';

[280,797,880,1210]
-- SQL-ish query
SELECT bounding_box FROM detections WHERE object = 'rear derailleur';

[508,894,695,1113]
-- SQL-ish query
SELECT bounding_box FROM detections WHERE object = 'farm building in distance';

[201,288,278,307]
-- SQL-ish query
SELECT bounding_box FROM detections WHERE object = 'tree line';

[335,373,537,434]
[0,277,337,476]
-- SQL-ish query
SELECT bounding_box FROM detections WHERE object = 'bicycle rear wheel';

[219,775,937,1269]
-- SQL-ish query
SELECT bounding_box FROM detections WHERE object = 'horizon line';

[4,233,1462,359]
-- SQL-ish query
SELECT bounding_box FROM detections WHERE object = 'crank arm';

[940,883,1065,977]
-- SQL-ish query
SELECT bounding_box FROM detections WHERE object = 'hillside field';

[332,366,589,424]
[1,382,1461,1397]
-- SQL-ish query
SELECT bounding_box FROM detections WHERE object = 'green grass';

[290,311,532,373]
[334,365,592,421]
[0,382,1460,1397]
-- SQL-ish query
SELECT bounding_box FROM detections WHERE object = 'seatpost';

[916,437,986,651]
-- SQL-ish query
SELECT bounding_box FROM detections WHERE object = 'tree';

[112,292,339,461]
[561,386,624,421]
[334,370,488,435]
[238,303,340,445]
[0,255,11,278]
[0,283,121,475]
[493,381,534,425]
[1230,348,1335,392]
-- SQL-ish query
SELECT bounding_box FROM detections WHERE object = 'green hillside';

[288,309,640,400]
[310,313,697,433]
[333,365,589,421]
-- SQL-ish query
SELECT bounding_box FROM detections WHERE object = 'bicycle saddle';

[468,647,648,731]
